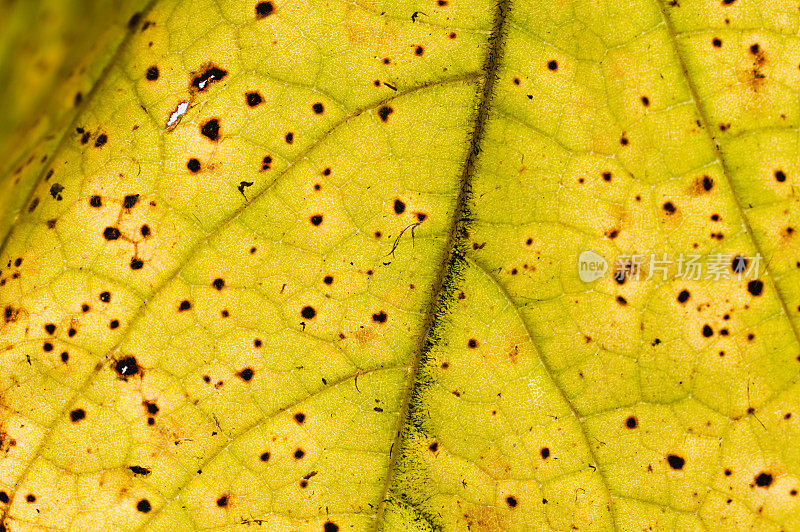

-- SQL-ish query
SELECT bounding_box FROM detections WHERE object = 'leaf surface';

[0,0,799,530]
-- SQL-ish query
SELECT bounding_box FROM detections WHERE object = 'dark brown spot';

[212,278,225,290]
[294,448,305,459]
[130,258,144,270]
[246,92,263,107]
[662,201,676,214]
[310,214,323,226]
[667,454,685,470]
[540,447,550,459]
[70,408,86,422]
[216,495,228,507]
[178,300,192,311]
[702,324,713,337]
[712,38,722,47]
[506,496,517,508]
[90,195,102,208]
[136,499,152,513]
[146,66,159,81]
[547,60,558,71]
[747,280,764,296]
[200,119,220,141]
[468,338,478,349]
[393,199,406,214]
[775,170,787,182]
[625,416,638,429]
[94,134,108,148]
[312,102,324,114]
[301,306,316,319]
[191,65,228,92]
[103,227,121,240]
[255,1,274,18]
[378,106,393,122]
[677,290,690,303]
[294,412,306,424]
[238,368,255,381]
[187,158,201,173]
[372,311,388,323]
[323,275,333,285]
[260,451,270,462]
[755,472,773,487]
[414,46,424,56]
[114,356,139,378]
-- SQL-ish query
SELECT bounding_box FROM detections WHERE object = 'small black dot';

[393,199,406,214]
[179,300,192,311]
[187,158,201,173]
[141,224,151,237]
[702,175,714,191]
[312,102,324,114]
[294,412,306,424]
[212,278,225,290]
[61,351,69,362]
[146,66,159,80]
[216,495,228,507]
[301,306,316,319]
[260,451,270,461]
[100,291,111,303]
[43,342,53,352]
[323,275,333,285]
[103,227,121,240]
[547,60,558,70]
[238,368,255,381]
[667,454,685,470]
[94,134,108,148]
[44,323,56,335]
[26,494,35,503]
[506,496,517,508]
[712,38,722,47]
[468,338,478,348]
[123,194,139,209]
[130,258,144,270]
[246,92,263,107]
[285,132,294,144]
[324,523,339,532]
[372,311,388,323]
[775,170,787,182]
[254,338,262,347]
[255,1,274,17]
[294,448,305,459]
[625,416,638,428]
[750,43,760,54]
[702,324,713,337]
[70,408,86,422]
[90,195,102,208]
[662,201,676,214]
[310,214,323,226]
[136,499,152,513]
[641,96,650,107]
[677,290,690,303]
[0,491,8,503]
[732,255,748,273]
[109,319,120,329]
[414,46,424,56]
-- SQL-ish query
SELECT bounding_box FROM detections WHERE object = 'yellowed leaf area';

[1,0,799,530]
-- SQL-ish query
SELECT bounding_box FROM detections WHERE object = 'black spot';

[285,132,294,144]
[712,37,722,47]
[216,495,228,507]
[667,454,685,470]
[294,448,305,459]
[0,491,8,503]
[212,278,225,290]
[144,401,159,414]
[261,155,272,171]
[26,494,35,503]
[246,92,263,107]
[378,106,394,122]
[310,214,323,226]
[94,134,108,148]
[414,46,424,56]
[312,102,324,114]
[702,175,714,191]
[43,342,53,352]
[732,255,748,273]
[677,290,690,303]
[238,368,255,381]
[129,466,151,476]
[506,496,517,508]
[468,338,478,349]
[123,194,140,209]
[103,227,121,240]
[114,356,140,377]
[775,170,787,182]
[324,523,339,532]
[146,66,159,80]
[755,472,773,487]
[90,195,102,208]
[60,352,69,362]
[187,158,201,172]
[750,43,760,55]
[540,447,550,459]
[44,323,56,335]
[74,91,83,105]
[260,451,270,461]
[294,412,306,424]
[179,300,192,311]
[429,442,438,452]
[547,60,558,70]
[141,224,151,237]
[100,291,111,303]
[323,275,334,285]
[747,279,764,296]
[626,416,638,429]
[301,306,316,319]
[255,1,274,17]
[662,201,676,214]
[80,132,91,144]
[201,119,220,141]
[372,311,388,323]
[128,12,142,28]
[136,499,152,513]
[641,96,650,107]
[49,183,64,201]
[393,199,406,214]
[70,408,86,422]
[702,325,713,337]
[616,296,627,305]
[191,66,228,92]
[254,338,262,347]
